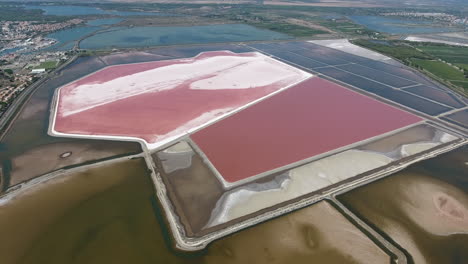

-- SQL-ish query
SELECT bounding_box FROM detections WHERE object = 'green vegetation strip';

[34,61,58,70]
[352,39,468,96]
[418,45,468,64]
[352,39,432,61]
[411,59,466,81]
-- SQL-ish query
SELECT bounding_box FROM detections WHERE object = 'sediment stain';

[204,201,390,264]
[340,146,468,264]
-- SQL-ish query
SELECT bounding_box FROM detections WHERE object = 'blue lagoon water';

[43,20,122,51]
[80,24,291,50]
[45,26,100,50]
[0,47,23,56]
[41,19,123,51]
[87,18,123,26]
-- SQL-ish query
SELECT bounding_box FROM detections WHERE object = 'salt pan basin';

[51,51,312,149]
[191,77,423,184]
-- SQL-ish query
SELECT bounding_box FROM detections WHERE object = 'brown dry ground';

[341,146,468,264]
[285,18,336,34]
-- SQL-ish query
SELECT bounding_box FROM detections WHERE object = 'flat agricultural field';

[34,61,58,70]
[411,59,466,81]
[418,45,468,64]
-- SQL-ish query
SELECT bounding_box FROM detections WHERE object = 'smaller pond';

[349,16,459,34]
[80,24,291,50]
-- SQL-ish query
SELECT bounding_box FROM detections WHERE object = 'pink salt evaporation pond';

[191,77,424,184]
[52,51,312,148]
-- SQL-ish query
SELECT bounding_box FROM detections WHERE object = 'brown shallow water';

[153,146,224,235]
[0,56,141,191]
[9,141,139,186]
[204,201,390,264]
[0,157,391,264]
[340,146,468,264]
[0,158,153,264]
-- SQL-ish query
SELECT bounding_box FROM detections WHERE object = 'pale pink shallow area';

[53,51,312,148]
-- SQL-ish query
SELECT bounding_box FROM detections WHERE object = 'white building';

[31,68,46,74]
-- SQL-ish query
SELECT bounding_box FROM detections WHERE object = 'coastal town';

[1,19,83,41]
[0,19,83,52]
[381,12,468,26]
[0,18,81,117]
[0,50,71,117]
